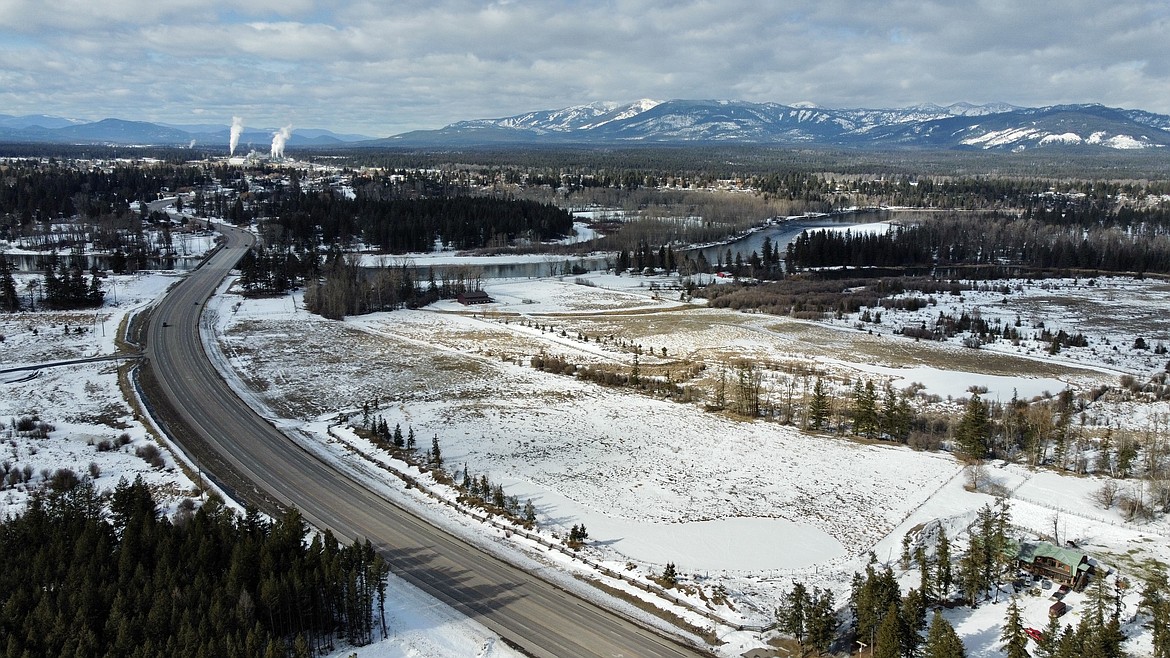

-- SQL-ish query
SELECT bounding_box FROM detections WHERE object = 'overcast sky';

[1,0,1168,136]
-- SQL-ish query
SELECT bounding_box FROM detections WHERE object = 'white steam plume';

[270,124,292,159]
[229,116,244,156]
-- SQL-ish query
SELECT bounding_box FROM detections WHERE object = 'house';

[1011,541,1091,589]
[456,290,493,305]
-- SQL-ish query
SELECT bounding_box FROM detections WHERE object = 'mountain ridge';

[2,100,1168,152]
[384,99,1170,151]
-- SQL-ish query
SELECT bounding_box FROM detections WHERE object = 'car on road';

[1025,627,1044,643]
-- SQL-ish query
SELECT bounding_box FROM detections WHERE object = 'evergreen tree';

[852,559,902,654]
[902,588,928,655]
[0,254,20,312]
[955,393,992,460]
[936,527,953,601]
[881,382,912,442]
[1035,615,1065,658]
[1000,598,1029,658]
[661,562,678,588]
[874,603,907,658]
[924,611,967,658]
[916,545,935,602]
[809,378,831,430]
[852,379,880,439]
[1142,573,1170,658]
[807,587,836,656]
[777,582,810,646]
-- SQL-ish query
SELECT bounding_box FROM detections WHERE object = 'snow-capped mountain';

[387,100,1170,151]
[3,102,1167,151]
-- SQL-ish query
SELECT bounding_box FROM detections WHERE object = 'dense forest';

[786,209,1170,275]
[259,192,575,252]
[0,162,208,227]
[0,475,389,658]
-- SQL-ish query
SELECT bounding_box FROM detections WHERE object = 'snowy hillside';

[388,100,1170,150]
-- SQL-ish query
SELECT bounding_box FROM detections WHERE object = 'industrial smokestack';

[270,124,292,159]
[229,116,244,156]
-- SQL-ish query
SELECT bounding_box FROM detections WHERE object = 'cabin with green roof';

[1010,540,1091,589]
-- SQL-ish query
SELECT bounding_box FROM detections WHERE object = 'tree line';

[0,475,390,658]
[0,161,207,230]
[259,191,575,253]
[0,252,104,311]
[786,210,1170,276]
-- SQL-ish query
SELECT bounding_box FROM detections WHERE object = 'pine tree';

[1035,615,1065,658]
[881,382,912,442]
[955,393,992,460]
[777,582,810,646]
[809,378,831,430]
[917,545,935,602]
[936,527,953,601]
[1142,573,1170,658]
[1000,598,1029,658]
[0,254,20,312]
[924,611,967,658]
[874,603,906,658]
[852,379,879,439]
[902,588,928,651]
[959,535,987,605]
[806,587,836,656]
[853,559,902,654]
[661,562,678,588]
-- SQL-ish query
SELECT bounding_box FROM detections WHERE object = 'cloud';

[0,0,1168,135]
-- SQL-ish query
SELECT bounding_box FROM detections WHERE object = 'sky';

[1,0,1168,137]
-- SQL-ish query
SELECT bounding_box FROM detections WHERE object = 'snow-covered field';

[208,268,1170,655]
[5,246,1170,656]
[0,271,194,516]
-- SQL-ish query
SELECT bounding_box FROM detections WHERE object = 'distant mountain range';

[383,100,1170,151]
[0,115,372,148]
[4,100,1170,151]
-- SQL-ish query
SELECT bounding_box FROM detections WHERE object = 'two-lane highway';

[143,225,713,657]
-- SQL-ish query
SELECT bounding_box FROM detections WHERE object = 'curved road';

[143,225,712,658]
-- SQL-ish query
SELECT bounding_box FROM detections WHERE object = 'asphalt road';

[143,224,713,658]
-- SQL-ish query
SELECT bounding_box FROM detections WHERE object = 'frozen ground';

[0,271,194,517]
[5,248,1170,656]
[208,267,1170,655]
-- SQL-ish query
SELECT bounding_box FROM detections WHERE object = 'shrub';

[49,468,80,492]
[135,443,166,469]
[15,416,37,433]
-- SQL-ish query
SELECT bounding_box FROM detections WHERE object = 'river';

[686,209,894,268]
